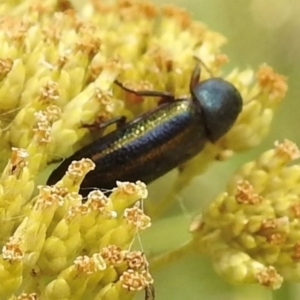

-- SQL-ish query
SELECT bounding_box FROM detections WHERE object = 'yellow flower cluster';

[1,145,153,299]
[190,140,300,289]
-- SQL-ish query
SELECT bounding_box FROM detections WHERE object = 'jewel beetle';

[47,65,243,195]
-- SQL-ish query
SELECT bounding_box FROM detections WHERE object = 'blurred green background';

[74,0,300,299]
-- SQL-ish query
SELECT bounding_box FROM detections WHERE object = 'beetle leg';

[82,116,127,131]
[115,80,175,102]
[49,117,126,165]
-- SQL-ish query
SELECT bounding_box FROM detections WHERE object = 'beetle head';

[191,78,243,142]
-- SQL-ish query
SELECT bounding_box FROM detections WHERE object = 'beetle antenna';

[245,92,262,105]
[189,64,201,92]
[193,56,215,77]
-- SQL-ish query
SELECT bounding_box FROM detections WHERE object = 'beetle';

[47,64,243,195]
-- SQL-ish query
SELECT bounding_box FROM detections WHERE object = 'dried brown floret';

[87,190,109,210]
[17,293,37,300]
[257,64,288,100]
[124,204,151,230]
[290,201,300,218]
[2,237,24,261]
[274,139,300,161]
[5,147,28,177]
[235,180,263,205]
[162,5,191,29]
[120,269,147,291]
[39,81,60,103]
[66,158,95,184]
[0,58,13,79]
[101,245,126,265]
[125,251,149,270]
[74,253,106,274]
[36,185,64,208]
[256,266,283,289]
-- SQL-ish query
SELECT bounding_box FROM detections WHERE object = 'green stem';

[148,188,178,219]
[148,174,192,219]
[150,240,195,271]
